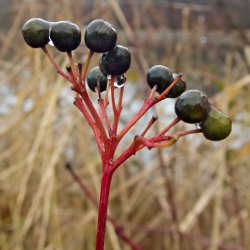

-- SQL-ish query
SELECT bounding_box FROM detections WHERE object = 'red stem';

[99,98,112,135]
[113,86,124,134]
[41,47,72,81]
[74,97,104,158]
[117,75,182,142]
[66,163,141,250]
[96,166,114,250]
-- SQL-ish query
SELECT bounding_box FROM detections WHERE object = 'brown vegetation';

[0,1,250,249]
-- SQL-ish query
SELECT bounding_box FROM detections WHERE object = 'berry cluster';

[22,17,232,250]
[146,65,231,141]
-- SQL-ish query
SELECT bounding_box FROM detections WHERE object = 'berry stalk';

[96,166,114,250]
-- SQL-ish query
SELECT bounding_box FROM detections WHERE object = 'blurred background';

[0,0,250,249]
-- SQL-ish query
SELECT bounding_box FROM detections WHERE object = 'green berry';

[87,66,107,93]
[200,107,232,141]
[146,65,173,94]
[167,74,186,98]
[175,90,211,123]
[100,45,131,76]
[22,18,50,48]
[84,19,117,53]
[50,21,81,52]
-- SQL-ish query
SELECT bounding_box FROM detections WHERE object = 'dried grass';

[0,1,249,250]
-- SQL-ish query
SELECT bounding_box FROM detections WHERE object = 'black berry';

[22,18,50,48]
[50,21,81,52]
[200,107,232,141]
[146,65,173,94]
[84,19,117,53]
[87,66,108,93]
[167,74,186,98]
[100,45,131,76]
[116,74,126,87]
[175,90,211,123]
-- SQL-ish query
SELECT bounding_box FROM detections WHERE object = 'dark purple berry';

[100,45,131,76]
[84,19,117,53]
[22,18,50,48]
[175,90,211,123]
[146,65,173,94]
[50,21,81,52]
[87,66,107,93]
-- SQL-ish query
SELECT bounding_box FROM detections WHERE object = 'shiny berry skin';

[146,65,173,94]
[22,18,50,48]
[175,90,211,123]
[200,107,232,141]
[50,21,81,52]
[167,74,186,98]
[84,19,117,53]
[100,45,131,76]
[116,74,126,87]
[87,67,107,93]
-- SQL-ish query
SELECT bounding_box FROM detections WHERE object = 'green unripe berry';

[87,66,107,93]
[175,90,211,123]
[167,74,186,98]
[84,19,117,53]
[22,18,50,48]
[100,45,131,76]
[50,21,81,52]
[146,65,173,94]
[200,107,232,141]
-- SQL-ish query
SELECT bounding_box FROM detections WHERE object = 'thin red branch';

[74,97,104,156]
[110,76,118,115]
[98,98,112,135]
[175,128,202,137]
[67,51,77,80]
[117,75,182,142]
[41,47,72,81]
[73,84,109,150]
[157,117,181,136]
[140,116,158,137]
[82,50,94,82]
[148,84,157,99]
[113,85,124,134]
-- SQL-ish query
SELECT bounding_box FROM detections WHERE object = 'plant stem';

[96,166,114,250]
[66,163,141,250]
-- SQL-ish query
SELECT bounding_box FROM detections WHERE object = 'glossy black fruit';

[87,66,107,92]
[146,65,173,94]
[50,21,81,52]
[100,45,131,76]
[22,18,50,48]
[116,74,126,87]
[175,90,211,123]
[167,74,186,98]
[84,19,117,53]
[200,107,232,141]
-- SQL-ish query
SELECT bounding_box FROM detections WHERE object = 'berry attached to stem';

[84,19,117,53]
[175,90,211,123]
[22,18,50,48]
[200,107,232,141]
[146,65,173,94]
[87,67,108,93]
[100,45,131,76]
[50,21,81,52]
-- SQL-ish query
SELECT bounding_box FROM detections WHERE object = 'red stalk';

[96,166,114,250]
